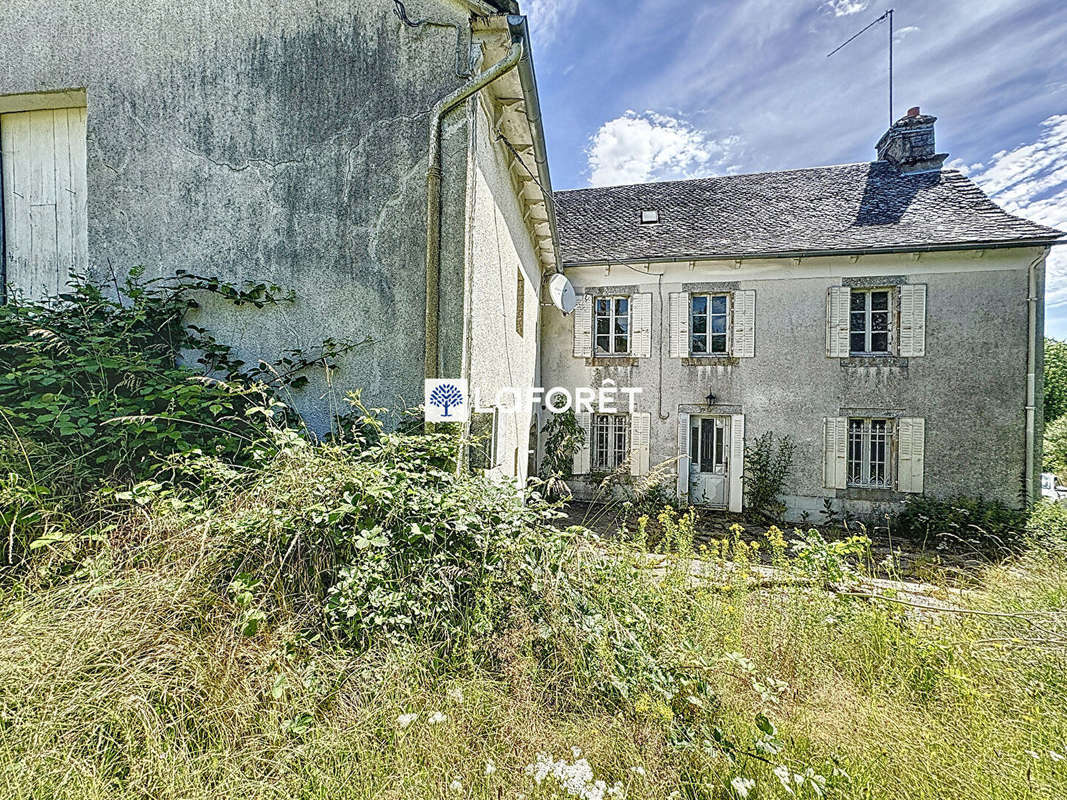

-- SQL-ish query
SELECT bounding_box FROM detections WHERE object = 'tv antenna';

[826,8,895,127]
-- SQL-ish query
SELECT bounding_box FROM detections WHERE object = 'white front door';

[688,416,729,508]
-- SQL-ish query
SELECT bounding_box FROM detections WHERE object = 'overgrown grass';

[2,438,1066,798]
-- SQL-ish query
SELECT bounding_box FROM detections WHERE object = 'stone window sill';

[585,356,638,367]
[836,486,906,502]
[840,356,909,368]
[682,356,739,367]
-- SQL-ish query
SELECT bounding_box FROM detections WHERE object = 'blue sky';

[521,0,1067,335]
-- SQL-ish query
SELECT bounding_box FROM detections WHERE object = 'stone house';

[540,111,1064,517]
[0,0,555,481]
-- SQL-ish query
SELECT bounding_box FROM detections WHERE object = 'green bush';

[743,431,795,521]
[891,495,1028,555]
[0,272,296,486]
[1027,499,1067,547]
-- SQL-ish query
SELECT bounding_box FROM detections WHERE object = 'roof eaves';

[561,236,1065,268]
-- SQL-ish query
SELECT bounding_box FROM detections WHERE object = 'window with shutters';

[849,289,893,355]
[690,294,729,355]
[846,418,893,488]
[591,414,629,471]
[594,296,630,355]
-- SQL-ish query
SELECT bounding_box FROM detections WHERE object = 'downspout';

[424,18,525,381]
[1025,248,1048,503]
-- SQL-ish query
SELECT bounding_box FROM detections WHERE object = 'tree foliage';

[1045,337,1067,423]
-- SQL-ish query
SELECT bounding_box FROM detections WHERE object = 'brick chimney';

[875,106,947,174]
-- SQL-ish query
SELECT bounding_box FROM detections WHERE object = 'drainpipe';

[1025,248,1048,503]
[424,17,525,380]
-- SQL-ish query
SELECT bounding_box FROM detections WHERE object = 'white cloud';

[586,111,741,187]
[964,115,1067,306]
[522,0,579,49]
[893,25,920,43]
[824,0,870,17]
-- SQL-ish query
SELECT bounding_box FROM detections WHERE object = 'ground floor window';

[592,414,629,471]
[847,418,892,488]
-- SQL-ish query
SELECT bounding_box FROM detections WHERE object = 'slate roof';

[554,161,1063,265]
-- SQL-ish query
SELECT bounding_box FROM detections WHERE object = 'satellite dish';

[548,273,577,314]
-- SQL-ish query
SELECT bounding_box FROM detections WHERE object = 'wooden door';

[1,107,88,301]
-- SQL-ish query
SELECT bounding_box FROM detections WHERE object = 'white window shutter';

[676,411,689,499]
[899,284,927,357]
[629,412,651,476]
[729,414,745,512]
[898,417,925,493]
[572,294,592,358]
[823,417,848,489]
[573,412,592,474]
[826,287,850,358]
[631,293,653,358]
[731,289,756,358]
[668,292,689,358]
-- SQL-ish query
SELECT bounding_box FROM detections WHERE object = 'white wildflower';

[449,778,463,793]
[396,712,418,728]
[730,776,756,798]
[1051,750,1065,761]
[629,766,646,776]
[428,711,447,724]
[524,752,626,800]
[1026,750,1040,759]
[485,759,496,776]
[448,687,465,704]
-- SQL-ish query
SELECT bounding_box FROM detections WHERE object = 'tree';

[428,383,464,417]
[1045,338,1067,423]
[1045,415,1067,479]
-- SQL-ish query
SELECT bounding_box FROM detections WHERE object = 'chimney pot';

[907,106,920,117]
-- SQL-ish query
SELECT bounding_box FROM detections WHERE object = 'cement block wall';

[539,248,1045,517]
[0,0,477,431]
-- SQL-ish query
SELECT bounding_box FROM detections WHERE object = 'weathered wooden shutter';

[572,294,592,358]
[676,411,690,499]
[631,293,653,358]
[573,412,592,474]
[897,417,925,493]
[731,289,756,358]
[899,284,927,357]
[1,107,88,301]
[629,412,651,476]
[668,292,689,357]
[823,417,848,489]
[729,414,745,513]
[826,287,850,358]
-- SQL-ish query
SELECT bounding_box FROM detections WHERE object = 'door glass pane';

[699,419,715,472]
[690,424,699,468]
[714,421,725,467]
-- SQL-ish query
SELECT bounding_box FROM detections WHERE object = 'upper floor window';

[591,413,629,471]
[691,294,729,355]
[849,289,891,355]
[847,417,892,488]
[595,296,630,355]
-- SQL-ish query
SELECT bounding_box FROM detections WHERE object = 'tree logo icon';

[424,379,469,422]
